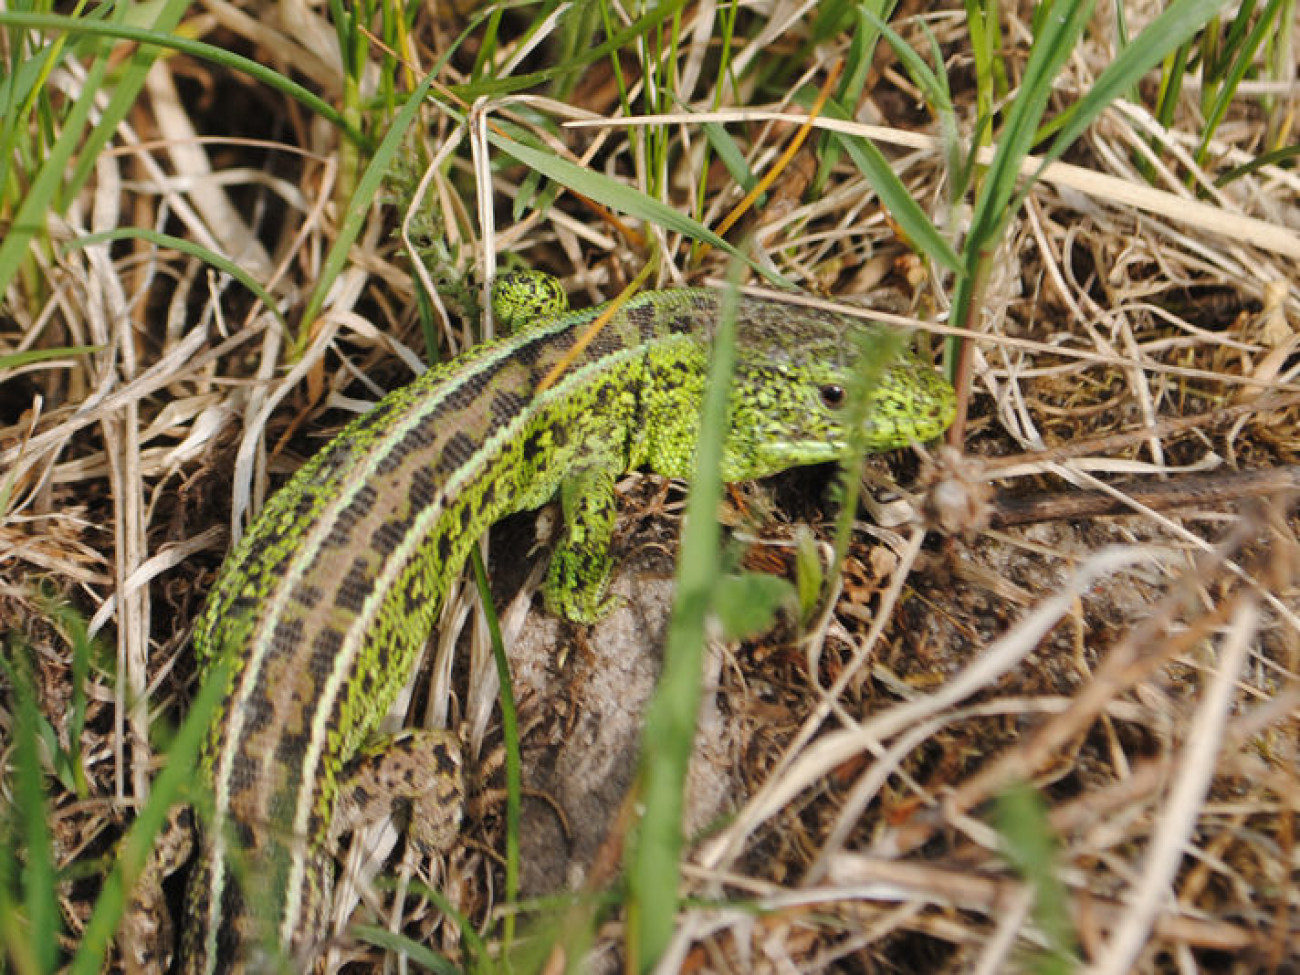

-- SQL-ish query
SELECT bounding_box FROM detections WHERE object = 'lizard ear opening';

[819,384,847,409]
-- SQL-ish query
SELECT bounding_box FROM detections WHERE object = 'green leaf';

[43,595,96,799]
[469,547,522,949]
[0,11,367,148]
[713,572,794,641]
[68,658,233,975]
[1036,0,1234,165]
[995,780,1079,974]
[699,120,758,195]
[794,526,825,624]
[449,0,688,100]
[0,6,370,301]
[964,0,1094,256]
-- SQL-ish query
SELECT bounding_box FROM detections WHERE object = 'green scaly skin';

[162,273,954,972]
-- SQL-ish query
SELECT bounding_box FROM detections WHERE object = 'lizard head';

[721,297,955,479]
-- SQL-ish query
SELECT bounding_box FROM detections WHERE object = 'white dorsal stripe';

[203,311,593,964]
[279,342,647,941]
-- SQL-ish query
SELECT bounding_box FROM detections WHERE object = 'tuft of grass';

[0,2,320,302]
[4,1,1298,971]
[944,0,1234,436]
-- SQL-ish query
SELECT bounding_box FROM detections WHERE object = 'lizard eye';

[819,384,846,409]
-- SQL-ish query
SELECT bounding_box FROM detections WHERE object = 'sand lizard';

[121,274,956,972]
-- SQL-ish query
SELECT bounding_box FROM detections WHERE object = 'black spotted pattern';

[373,516,410,558]
[489,388,527,425]
[375,423,438,476]
[410,467,438,510]
[436,431,478,477]
[335,555,372,613]
[308,627,344,681]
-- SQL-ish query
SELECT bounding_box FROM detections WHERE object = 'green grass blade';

[351,925,462,972]
[1,636,60,973]
[67,658,232,975]
[627,270,741,972]
[350,925,463,975]
[449,0,687,100]
[946,0,1096,396]
[0,813,35,974]
[0,11,367,152]
[43,596,95,799]
[859,6,949,119]
[1154,42,1193,132]
[0,15,110,301]
[0,1,87,198]
[296,66,441,356]
[996,780,1078,974]
[800,95,962,274]
[65,230,286,333]
[390,874,492,969]
[0,345,100,373]
[1194,0,1280,167]
[1214,141,1300,187]
[963,0,1094,260]
[0,5,372,301]
[467,1,505,80]
[1036,0,1234,161]
[488,129,788,286]
[470,546,521,948]
[698,120,758,194]
[64,0,196,214]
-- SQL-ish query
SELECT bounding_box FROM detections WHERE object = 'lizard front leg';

[543,461,624,625]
